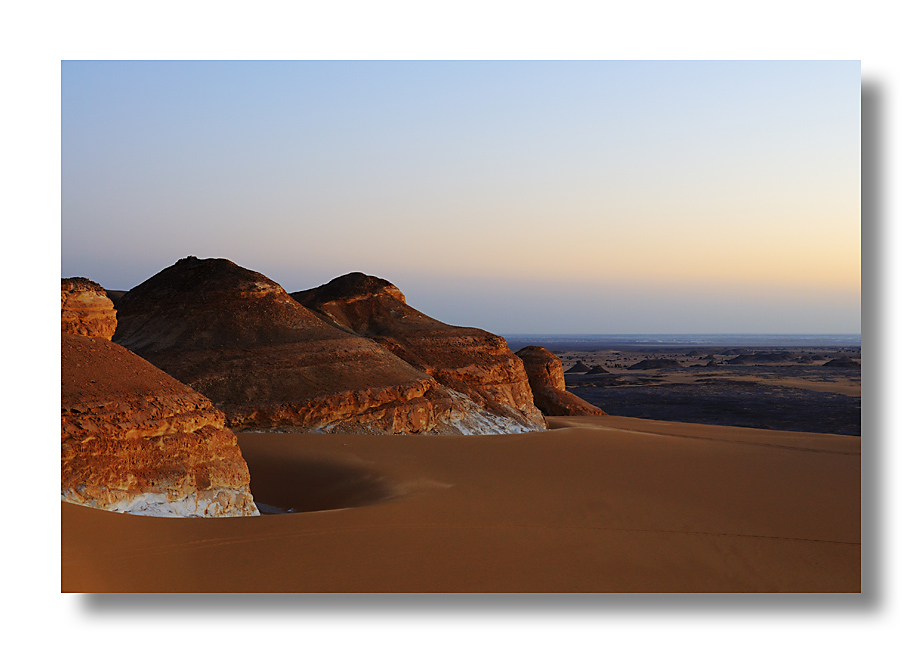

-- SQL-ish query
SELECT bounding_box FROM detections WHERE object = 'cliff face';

[61,277,117,339]
[114,258,536,434]
[292,273,546,432]
[515,346,606,417]
[61,278,258,517]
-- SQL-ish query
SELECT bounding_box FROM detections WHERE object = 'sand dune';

[62,416,859,592]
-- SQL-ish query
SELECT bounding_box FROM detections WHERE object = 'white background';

[3,1,917,651]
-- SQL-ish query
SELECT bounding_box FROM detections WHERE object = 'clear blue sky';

[62,60,860,334]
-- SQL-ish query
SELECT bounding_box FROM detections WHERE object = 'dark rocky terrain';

[506,339,861,436]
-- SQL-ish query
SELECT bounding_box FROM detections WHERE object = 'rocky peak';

[114,256,345,354]
[297,272,407,306]
[291,272,434,336]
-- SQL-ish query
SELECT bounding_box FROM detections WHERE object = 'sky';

[61,60,860,334]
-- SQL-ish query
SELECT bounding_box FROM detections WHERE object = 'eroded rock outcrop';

[61,277,259,517]
[515,346,605,417]
[292,272,546,432]
[114,258,538,434]
[61,277,117,339]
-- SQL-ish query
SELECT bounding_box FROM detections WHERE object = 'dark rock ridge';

[823,356,861,368]
[114,259,544,434]
[291,272,546,432]
[565,361,592,374]
[61,278,258,517]
[628,358,682,370]
[514,347,605,417]
[726,352,795,365]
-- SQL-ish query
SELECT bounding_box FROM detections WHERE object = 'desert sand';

[62,415,860,592]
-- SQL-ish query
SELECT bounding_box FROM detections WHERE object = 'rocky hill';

[61,279,258,517]
[515,347,605,417]
[291,272,546,432]
[114,259,543,434]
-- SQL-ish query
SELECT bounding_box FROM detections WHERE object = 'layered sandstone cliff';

[61,277,117,339]
[515,346,606,417]
[61,279,258,517]
[114,258,536,434]
[292,273,546,431]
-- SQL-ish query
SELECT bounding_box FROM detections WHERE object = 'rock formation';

[61,279,258,517]
[565,361,591,374]
[515,346,605,417]
[61,277,117,339]
[586,365,610,375]
[114,258,543,434]
[823,356,861,368]
[291,272,546,432]
[628,358,682,370]
[726,352,794,365]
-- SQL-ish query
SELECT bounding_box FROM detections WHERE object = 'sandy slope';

[61,416,860,592]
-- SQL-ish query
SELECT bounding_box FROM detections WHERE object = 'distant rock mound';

[565,361,591,374]
[628,358,682,370]
[515,347,605,417]
[292,272,545,432]
[823,356,861,368]
[61,279,258,517]
[115,259,541,434]
[586,365,610,375]
[61,277,117,339]
[726,352,795,365]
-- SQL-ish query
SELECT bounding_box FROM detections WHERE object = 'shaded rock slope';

[514,347,605,417]
[114,258,543,434]
[292,272,545,431]
[61,280,258,517]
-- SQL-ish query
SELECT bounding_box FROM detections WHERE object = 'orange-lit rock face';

[61,277,117,340]
[61,333,259,517]
[293,273,546,431]
[515,346,606,417]
[114,258,540,434]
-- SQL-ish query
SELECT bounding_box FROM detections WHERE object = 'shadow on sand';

[238,436,398,514]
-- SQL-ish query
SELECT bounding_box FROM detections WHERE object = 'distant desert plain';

[61,257,860,592]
